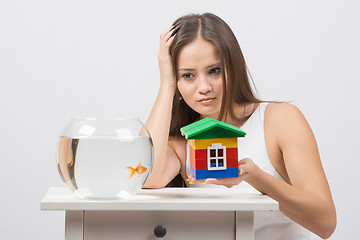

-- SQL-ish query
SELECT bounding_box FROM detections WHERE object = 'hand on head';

[158,26,177,88]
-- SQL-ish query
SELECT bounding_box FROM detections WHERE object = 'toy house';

[180,118,246,179]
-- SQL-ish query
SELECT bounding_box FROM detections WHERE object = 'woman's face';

[177,38,224,119]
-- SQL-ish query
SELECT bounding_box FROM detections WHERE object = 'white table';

[41,187,278,240]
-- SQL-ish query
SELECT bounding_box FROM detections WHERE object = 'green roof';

[180,117,246,140]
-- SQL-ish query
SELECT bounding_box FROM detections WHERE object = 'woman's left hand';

[188,158,261,188]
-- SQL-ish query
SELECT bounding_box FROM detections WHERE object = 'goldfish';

[125,162,147,179]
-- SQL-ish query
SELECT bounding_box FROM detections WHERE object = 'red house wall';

[189,144,238,169]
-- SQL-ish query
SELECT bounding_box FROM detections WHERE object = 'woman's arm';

[143,27,180,188]
[203,103,336,239]
[255,103,336,238]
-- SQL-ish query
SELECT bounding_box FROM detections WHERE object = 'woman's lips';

[198,97,216,104]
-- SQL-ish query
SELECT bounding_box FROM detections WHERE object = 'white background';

[1,0,359,239]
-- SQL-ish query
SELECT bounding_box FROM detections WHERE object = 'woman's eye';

[209,67,221,74]
[182,73,194,80]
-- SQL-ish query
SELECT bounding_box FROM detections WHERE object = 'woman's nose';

[197,76,212,94]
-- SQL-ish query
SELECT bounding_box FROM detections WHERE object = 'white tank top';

[185,103,310,240]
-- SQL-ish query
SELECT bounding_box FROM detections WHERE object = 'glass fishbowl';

[56,118,153,199]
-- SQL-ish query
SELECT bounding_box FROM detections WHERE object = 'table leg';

[65,211,83,240]
[235,211,254,240]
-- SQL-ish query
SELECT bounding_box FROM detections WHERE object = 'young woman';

[143,13,336,239]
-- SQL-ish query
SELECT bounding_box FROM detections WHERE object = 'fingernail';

[203,182,208,184]
[189,182,194,184]
[186,179,191,182]
[240,169,243,175]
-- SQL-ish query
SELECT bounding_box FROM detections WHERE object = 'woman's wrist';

[159,81,177,94]
[244,164,264,189]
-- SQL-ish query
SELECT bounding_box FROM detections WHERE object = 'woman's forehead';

[177,38,220,70]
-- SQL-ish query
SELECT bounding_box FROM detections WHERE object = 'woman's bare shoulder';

[265,102,315,150]
[265,102,304,118]
[265,102,308,128]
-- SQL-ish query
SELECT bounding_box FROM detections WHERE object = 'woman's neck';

[199,102,258,127]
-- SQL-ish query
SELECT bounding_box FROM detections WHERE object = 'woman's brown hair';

[169,13,261,137]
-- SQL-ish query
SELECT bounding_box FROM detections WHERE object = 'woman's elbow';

[318,212,337,239]
[142,177,168,189]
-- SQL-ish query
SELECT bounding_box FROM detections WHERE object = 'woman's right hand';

[158,26,177,89]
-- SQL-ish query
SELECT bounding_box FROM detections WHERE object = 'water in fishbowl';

[57,136,152,199]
